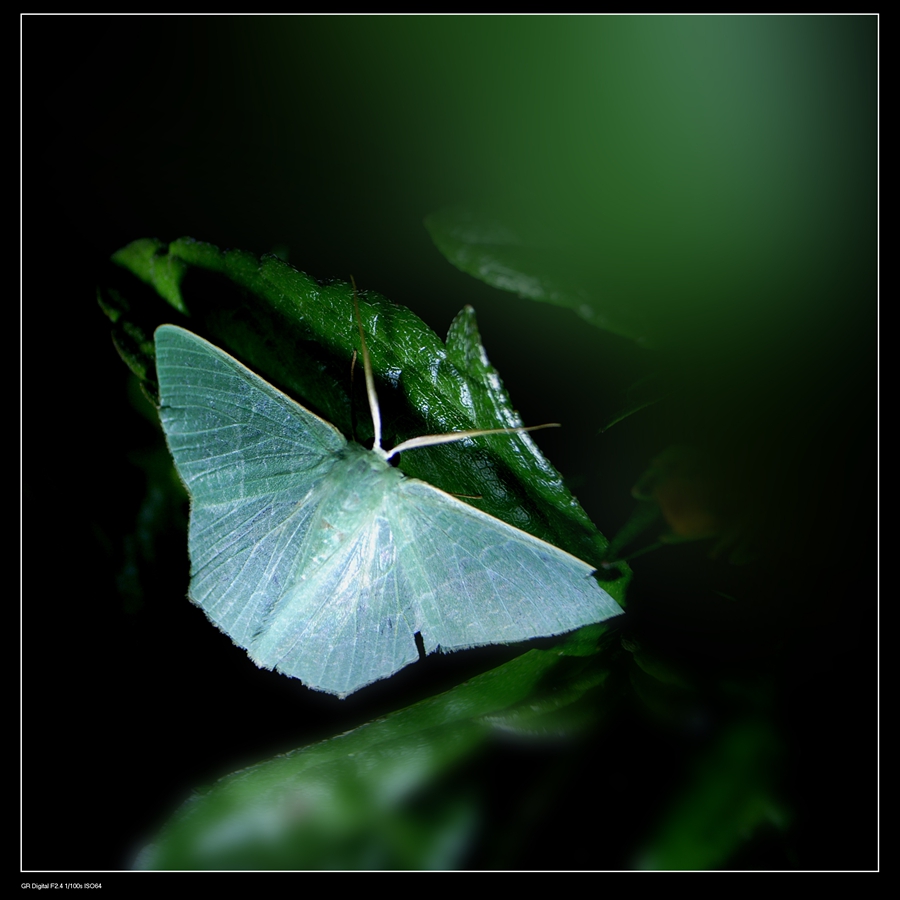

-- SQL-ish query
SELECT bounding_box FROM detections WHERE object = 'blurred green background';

[24,15,876,870]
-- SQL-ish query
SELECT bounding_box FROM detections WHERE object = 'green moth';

[154,321,622,697]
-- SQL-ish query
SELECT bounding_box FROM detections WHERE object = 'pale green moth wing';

[155,324,622,698]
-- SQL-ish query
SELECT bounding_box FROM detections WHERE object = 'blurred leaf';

[601,500,664,569]
[426,206,655,346]
[137,635,619,869]
[635,717,787,870]
[601,376,665,432]
[632,445,724,542]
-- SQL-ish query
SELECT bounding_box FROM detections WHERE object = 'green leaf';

[102,237,629,601]
[112,237,191,315]
[600,376,665,432]
[136,638,619,869]
[425,206,655,346]
[635,717,787,870]
[103,237,630,867]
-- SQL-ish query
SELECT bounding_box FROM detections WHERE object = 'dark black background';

[23,15,877,872]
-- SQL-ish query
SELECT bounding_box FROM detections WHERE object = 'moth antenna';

[348,348,359,444]
[385,422,560,461]
[351,276,383,454]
